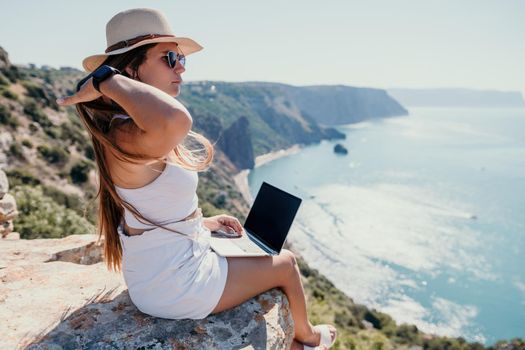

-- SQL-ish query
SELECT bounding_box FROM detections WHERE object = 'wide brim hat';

[82,8,203,72]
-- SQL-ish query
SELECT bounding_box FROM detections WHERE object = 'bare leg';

[211,249,336,348]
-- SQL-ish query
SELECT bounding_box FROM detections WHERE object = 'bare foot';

[293,324,337,349]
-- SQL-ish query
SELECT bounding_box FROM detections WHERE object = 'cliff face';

[180,81,406,166]
[0,46,10,70]
[0,233,294,350]
[281,84,409,125]
[231,82,408,126]
[179,81,348,160]
[217,116,255,170]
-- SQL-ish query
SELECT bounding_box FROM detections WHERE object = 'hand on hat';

[56,78,102,106]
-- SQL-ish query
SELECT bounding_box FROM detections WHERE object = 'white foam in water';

[343,121,374,130]
[383,117,511,144]
[287,182,493,341]
[513,278,525,305]
[380,295,485,343]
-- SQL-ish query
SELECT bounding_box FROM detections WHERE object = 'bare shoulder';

[105,120,172,189]
[109,111,191,161]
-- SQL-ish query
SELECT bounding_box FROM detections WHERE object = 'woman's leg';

[210,249,336,347]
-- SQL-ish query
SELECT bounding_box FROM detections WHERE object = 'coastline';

[233,144,302,204]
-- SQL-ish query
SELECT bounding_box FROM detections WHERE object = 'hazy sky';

[1,0,524,95]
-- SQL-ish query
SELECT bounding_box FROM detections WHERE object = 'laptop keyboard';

[233,236,267,253]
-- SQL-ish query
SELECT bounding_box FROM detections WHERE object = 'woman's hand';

[203,214,244,236]
[56,77,103,106]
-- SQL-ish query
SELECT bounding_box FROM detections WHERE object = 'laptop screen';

[244,182,302,252]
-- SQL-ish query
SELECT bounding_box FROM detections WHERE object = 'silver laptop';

[210,181,302,257]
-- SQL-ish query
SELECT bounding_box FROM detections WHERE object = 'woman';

[57,8,336,350]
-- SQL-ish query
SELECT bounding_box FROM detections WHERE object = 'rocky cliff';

[0,169,18,237]
[217,116,255,170]
[237,82,408,126]
[0,46,10,70]
[179,81,348,162]
[0,233,294,350]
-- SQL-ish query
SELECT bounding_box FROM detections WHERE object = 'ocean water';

[247,107,525,345]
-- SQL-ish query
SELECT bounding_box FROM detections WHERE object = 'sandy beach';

[254,144,302,168]
[233,144,302,203]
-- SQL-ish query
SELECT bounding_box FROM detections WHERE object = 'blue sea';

[247,107,525,346]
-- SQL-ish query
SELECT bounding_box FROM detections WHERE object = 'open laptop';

[209,181,302,257]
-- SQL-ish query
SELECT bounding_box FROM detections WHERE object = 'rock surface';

[0,234,294,350]
[333,143,348,155]
[0,169,18,237]
[0,169,8,197]
[218,116,255,171]
[0,45,11,70]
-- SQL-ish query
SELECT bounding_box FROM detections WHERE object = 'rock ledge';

[0,234,294,350]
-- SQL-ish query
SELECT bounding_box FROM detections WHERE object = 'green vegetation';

[199,201,226,218]
[69,159,94,184]
[11,185,94,239]
[28,122,39,133]
[84,144,95,160]
[9,141,25,161]
[5,167,97,225]
[21,139,33,148]
[18,64,81,92]
[197,168,246,220]
[36,144,69,165]
[59,119,89,145]
[0,104,19,128]
[40,184,97,224]
[1,65,22,83]
[491,339,525,350]
[296,258,506,349]
[21,80,47,100]
[21,80,59,110]
[1,87,19,100]
[20,93,62,138]
[5,167,42,187]
[0,72,9,86]
[23,99,58,138]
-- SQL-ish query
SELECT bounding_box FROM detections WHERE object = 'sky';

[1,0,524,96]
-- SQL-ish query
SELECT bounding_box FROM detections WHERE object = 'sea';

[247,107,525,346]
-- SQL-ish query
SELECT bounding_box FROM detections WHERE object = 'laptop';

[209,181,302,257]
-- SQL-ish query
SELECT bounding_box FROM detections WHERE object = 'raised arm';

[98,74,192,135]
[57,72,192,159]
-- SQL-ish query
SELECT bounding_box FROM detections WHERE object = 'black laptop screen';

[244,182,302,252]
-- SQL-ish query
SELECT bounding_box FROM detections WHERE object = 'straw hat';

[82,8,203,72]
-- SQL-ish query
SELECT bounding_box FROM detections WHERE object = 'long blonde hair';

[77,43,214,272]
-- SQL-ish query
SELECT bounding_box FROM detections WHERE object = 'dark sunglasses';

[162,50,186,69]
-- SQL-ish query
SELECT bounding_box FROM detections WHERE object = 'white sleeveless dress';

[113,115,228,319]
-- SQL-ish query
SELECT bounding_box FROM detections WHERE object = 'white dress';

[112,116,228,319]
[117,208,229,319]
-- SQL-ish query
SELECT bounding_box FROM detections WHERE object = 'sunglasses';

[162,50,186,69]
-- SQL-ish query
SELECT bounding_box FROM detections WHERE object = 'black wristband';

[92,65,121,93]
[76,65,121,93]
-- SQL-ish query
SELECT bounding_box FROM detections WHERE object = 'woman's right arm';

[57,74,192,159]
[98,74,192,135]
